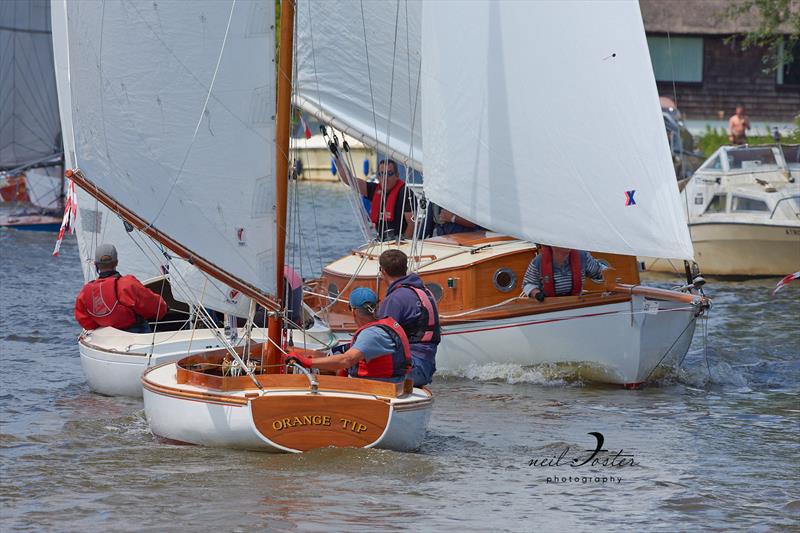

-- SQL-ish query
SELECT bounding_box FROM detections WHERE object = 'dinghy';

[56,0,432,451]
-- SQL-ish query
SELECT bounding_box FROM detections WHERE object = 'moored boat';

[645,144,800,276]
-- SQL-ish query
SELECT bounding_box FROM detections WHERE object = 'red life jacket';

[350,317,412,380]
[388,283,441,345]
[539,246,583,297]
[369,179,405,224]
[77,275,139,330]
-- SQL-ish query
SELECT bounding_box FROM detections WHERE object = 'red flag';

[772,271,800,295]
[53,179,78,256]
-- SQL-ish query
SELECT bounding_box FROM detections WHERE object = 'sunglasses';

[380,170,396,177]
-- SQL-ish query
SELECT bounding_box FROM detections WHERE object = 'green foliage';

[723,0,800,72]
[696,123,800,157]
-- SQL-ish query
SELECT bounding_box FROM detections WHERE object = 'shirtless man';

[727,105,750,145]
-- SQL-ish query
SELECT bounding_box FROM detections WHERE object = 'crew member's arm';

[340,167,368,197]
[74,294,100,330]
[287,348,364,372]
[582,251,607,282]
[727,117,735,142]
[439,208,479,229]
[522,255,543,299]
[120,277,168,320]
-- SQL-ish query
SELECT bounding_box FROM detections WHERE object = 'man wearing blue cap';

[285,287,412,383]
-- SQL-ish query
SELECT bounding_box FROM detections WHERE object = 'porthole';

[426,282,444,302]
[327,282,339,300]
[493,268,517,293]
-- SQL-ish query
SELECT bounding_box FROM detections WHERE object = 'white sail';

[55,0,277,299]
[295,0,423,169]
[0,0,62,170]
[421,0,694,260]
[25,168,62,209]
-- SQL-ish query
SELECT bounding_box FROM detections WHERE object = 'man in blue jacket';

[377,249,440,386]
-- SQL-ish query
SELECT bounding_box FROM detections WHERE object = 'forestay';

[0,0,62,170]
[421,1,694,260]
[295,0,423,170]
[54,0,278,301]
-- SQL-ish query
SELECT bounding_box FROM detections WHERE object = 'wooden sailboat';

[295,0,710,387]
[49,0,333,397]
[0,0,64,232]
[57,0,431,451]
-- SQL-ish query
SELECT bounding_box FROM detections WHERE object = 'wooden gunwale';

[142,363,434,408]
[611,284,706,305]
[79,338,150,357]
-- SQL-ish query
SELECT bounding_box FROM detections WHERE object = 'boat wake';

[676,360,750,389]
[437,362,583,386]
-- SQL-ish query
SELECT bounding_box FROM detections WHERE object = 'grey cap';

[94,243,118,265]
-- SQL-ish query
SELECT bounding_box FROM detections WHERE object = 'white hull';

[80,321,336,397]
[436,296,698,385]
[142,363,432,453]
[645,223,800,277]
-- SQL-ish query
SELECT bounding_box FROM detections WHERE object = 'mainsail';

[0,0,62,171]
[421,0,693,260]
[295,0,423,170]
[52,0,277,306]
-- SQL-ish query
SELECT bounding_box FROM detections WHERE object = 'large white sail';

[295,0,422,169]
[54,0,277,301]
[0,0,62,171]
[421,0,693,260]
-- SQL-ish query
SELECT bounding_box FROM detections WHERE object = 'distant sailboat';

[55,0,431,452]
[0,0,63,231]
[296,0,710,386]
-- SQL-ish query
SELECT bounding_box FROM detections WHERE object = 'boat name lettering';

[271,415,332,430]
[339,418,368,433]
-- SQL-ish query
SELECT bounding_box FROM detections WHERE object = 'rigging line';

[306,0,323,112]
[146,0,237,227]
[643,314,697,384]
[703,307,711,382]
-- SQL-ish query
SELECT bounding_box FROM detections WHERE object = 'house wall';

[654,35,799,123]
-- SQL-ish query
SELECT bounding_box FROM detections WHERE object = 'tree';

[724,0,800,72]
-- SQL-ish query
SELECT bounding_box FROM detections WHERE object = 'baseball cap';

[94,243,118,265]
[349,287,377,312]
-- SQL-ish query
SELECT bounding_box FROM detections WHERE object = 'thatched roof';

[640,0,797,35]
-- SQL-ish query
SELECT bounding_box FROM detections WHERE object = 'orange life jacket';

[369,179,405,224]
[350,317,412,380]
[539,246,582,297]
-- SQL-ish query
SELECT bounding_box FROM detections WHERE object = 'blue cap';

[349,287,377,311]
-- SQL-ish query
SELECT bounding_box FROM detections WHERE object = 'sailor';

[284,287,411,383]
[377,249,440,387]
[522,245,606,302]
[340,158,415,240]
[74,244,168,333]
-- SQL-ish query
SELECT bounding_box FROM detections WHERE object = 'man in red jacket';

[74,244,167,333]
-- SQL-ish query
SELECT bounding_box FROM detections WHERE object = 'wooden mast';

[266,0,295,371]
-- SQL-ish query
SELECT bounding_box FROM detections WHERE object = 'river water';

[1,182,798,532]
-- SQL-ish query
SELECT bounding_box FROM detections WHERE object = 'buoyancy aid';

[79,274,139,329]
[369,179,405,224]
[389,283,441,345]
[350,317,412,380]
[539,246,583,297]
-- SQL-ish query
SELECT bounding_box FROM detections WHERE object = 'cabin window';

[426,282,444,302]
[700,154,722,172]
[647,36,703,83]
[492,268,517,293]
[705,194,728,213]
[327,283,339,300]
[731,196,769,212]
[782,145,800,167]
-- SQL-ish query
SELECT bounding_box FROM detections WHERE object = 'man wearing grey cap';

[74,244,167,333]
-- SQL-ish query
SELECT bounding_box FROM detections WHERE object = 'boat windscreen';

[726,148,780,171]
[781,145,800,167]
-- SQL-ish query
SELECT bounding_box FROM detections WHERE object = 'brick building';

[640,0,799,131]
